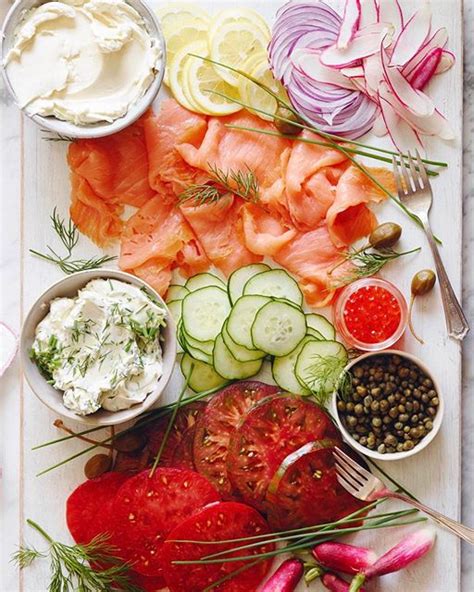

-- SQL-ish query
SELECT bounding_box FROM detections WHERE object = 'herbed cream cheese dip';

[4,0,162,124]
[31,278,167,415]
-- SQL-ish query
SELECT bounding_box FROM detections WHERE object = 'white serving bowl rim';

[331,349,444,461]
[1,0,166,139]
[20,269,177,426]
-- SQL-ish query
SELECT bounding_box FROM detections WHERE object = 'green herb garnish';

[30,208,116,274]
[12,519,142,592]
[29,335,62,381]
[179,163,259,205]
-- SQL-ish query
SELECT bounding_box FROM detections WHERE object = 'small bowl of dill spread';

[21,269,177,426]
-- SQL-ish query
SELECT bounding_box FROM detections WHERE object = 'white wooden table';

[0,1,467,591]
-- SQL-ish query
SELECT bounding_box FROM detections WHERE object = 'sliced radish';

[341,65,364,78]
[408,47,443,90]
[390,4,432,67]
[337,0,361,49]
[381,45,435,117]
[379,82,454,140]
[402,28,449,77]
[359,0,378,27]
[378,91,425,154]
[372,113,388,136]
[0,322,18,377]
[377,0,404,36]
[293,50,357,90]
[321,24,391,68]
[436,50,455,74]
[363,53,383,95]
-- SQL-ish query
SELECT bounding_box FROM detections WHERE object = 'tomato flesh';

[114,402,206,473]
[266,445,369,531]
[161,502,274,592]
[110,468,220,576]
[193,381,279,498]
[66,472,130,544]
[226,394,338,510]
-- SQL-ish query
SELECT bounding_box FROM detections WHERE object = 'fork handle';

[421,216,469,341]
[383,490,474,544]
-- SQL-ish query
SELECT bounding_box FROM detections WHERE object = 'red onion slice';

[0,322,18,377]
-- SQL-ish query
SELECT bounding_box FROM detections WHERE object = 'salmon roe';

[343,285,402,344]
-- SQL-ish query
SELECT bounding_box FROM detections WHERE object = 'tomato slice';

[226,394,338,510]
[110,468,220,576]
[66,472,130,544]
[193,381,279,498]
[128,570,166,591]
[114,402,206,473]
[161,502,274,592]
[265,443,369,531]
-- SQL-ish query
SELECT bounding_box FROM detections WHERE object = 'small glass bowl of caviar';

[333,278,408,352]
[331,350,444,461]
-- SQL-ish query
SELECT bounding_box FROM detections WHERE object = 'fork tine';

[336,473,359,497]
[399,154,413,193]
[333,454,366,486]
[415,149,429,187]
[407,151,422,190]
[334,447,372,479]
[334,460,365,489]
[391,155,406,198]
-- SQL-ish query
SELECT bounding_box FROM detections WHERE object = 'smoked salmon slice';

[180,196,262,276]
[241,203,297,256]
[143,100,208,195]
[70,173,123,247]
[327,166,395,247]
[273,225,349,308]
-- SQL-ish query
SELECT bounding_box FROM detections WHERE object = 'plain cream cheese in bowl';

[4,0,162,124]
[31,278,167,416]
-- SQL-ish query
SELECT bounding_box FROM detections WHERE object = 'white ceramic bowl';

[331,349,444,461]
[1,0,166,139]
[20,269,177,426]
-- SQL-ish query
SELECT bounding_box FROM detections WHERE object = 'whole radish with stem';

[260,558,304,591]
[408,269,437,343]
[312,541,377,574]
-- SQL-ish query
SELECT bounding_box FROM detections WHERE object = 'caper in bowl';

[332,350,444,461]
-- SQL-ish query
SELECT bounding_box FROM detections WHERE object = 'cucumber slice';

[185,272,226,292]
[178,321,213,364]
[166,285,189,302]
[182,286,231,342]
[307,327,325,340]
[222,320,265,363]
[306,314,336,340]
[295,340,348,395]
[167,300,183,325]
[272,336,314,396]
[251,301,307,357]
[181,354,227,392]
[213,333,263,380]
[226,295,271,349]
[243,269,303,306]
[228,263,270,304]
[181,326,214,356]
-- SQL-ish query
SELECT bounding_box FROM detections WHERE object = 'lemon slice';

[210,21,271,87]
[157,4,209,86]
[209,8,270,41]
[184,55,242,116]
[169,40,208,112]
[239,59,289,121]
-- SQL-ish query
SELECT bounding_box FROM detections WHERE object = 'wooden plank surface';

[0,1,464,590]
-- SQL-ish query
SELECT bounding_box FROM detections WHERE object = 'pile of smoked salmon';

[68,100,394,307]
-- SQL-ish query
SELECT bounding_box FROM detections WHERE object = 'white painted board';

[0,1,464,591]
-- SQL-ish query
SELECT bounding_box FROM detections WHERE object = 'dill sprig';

[41,129,75,143]
[12,519,142,592]
[30,208,116,274]
[330,247,421,288]
[179,163,259,205]
[303,354,349,405]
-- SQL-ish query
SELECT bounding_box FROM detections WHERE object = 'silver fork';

[333,446,474,544]
[392,152,469,341]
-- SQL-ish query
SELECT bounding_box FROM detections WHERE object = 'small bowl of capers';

[332,350,444,461]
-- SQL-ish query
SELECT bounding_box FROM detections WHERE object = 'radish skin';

[322,573,367,592]
[312,542,377,575]
[259,558,304,592]
[364,527,436,578]
[408,47,443,90]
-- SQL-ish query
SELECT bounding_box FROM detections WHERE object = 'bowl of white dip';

[21,269,177,426]
[1,0,165,138]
